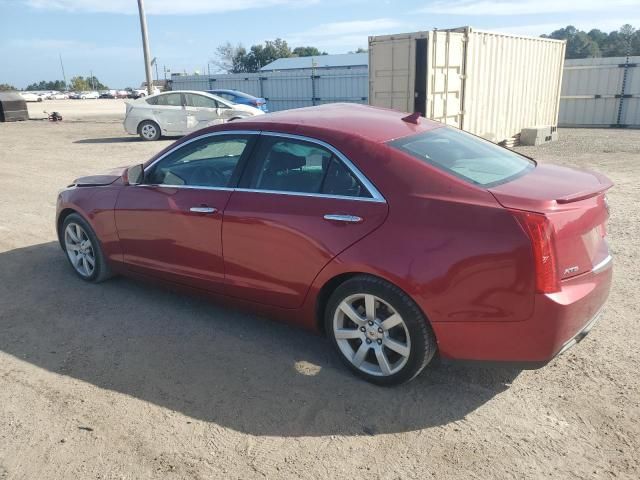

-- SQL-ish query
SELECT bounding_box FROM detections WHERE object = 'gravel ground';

[0,104,639,479]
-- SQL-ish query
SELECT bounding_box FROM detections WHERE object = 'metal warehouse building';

[171,53,368,112]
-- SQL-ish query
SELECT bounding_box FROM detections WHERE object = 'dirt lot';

[1,102,639,479]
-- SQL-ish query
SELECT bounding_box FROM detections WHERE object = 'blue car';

[207,89,268,112]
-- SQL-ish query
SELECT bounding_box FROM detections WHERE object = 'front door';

[115,132,257,292]
[222,133,388,308]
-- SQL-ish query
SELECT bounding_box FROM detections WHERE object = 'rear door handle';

[190,207,217,214]
[323,214,363,223]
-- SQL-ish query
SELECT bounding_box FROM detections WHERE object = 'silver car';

[123,90,265,141]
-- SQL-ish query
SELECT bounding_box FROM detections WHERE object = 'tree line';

[0,76,109,92]
[542,24,639,58]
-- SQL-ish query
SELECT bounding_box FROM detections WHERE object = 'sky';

[1,0,638,89]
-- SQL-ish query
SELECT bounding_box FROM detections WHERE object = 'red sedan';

[56,104,613,385]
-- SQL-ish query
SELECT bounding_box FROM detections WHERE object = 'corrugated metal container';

[369,27,566,144]
[171,67,368,112]
[559,56,640,127]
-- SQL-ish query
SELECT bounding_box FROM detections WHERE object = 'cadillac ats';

[56,104,613,385]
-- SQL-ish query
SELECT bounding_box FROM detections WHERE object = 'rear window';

[389,127,534,187]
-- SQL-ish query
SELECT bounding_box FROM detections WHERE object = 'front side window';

[184,93,218,109]
[145,135,251,188]
[245,136,371,198]
[389,127,535,187]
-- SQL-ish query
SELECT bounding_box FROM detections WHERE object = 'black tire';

[138,120,161,141]
[325,275,437,386]
[61,213,112,283]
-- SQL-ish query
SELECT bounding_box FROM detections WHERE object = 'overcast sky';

[1,0,638,89]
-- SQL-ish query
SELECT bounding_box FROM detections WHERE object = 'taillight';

[510,210,560,294]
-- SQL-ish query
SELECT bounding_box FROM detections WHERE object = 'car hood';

[72,167,127,187]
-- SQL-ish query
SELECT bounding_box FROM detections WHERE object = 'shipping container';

[369,27,566,144]
[559,56,640,127]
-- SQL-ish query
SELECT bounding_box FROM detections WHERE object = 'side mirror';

[124,164,144,185]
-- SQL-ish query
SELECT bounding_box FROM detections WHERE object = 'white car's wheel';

[138,120,161,141]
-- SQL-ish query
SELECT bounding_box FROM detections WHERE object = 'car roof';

[222,103,443,143]
[209,89,256,99]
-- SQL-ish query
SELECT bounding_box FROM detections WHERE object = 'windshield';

[389,127,535,187]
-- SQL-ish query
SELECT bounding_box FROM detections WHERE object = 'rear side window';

[244,137,371,198]
[147,93,182,107]
[389,127,534,187]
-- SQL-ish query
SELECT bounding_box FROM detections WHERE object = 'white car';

[79,91,100,99]
[19,92,43,102]
[50,92,69,100]
[123,90,265,141]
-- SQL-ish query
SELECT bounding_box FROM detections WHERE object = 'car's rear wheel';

[62,213,112,283]
[139,120,160,141]
[325,275,436,386]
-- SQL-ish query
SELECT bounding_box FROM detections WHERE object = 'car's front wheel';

[138,120,160,141]
[62,213,112,283]
[325,275,437,386]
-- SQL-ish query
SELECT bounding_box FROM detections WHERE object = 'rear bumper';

[432,257,612,363]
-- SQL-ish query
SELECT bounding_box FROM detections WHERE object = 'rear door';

[147,92,186,134]
[222,133,388,308]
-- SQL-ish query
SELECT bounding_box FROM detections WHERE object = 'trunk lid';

[489,164,612,280]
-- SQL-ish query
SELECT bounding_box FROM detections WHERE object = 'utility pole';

[137,0,154,95]
[59,53,67,89]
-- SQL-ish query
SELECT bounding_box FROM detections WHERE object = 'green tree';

[215,39,328,73]
[292,46,327,57]
[542,24,639,58]
[0,83,17,91]
[69,75,107,91]
[26,79,66,90]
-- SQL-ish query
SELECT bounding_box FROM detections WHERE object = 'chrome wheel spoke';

[334,328,362,340]
[364,294,376,321]
[339,301,365,326]
[85,255,95,268]
[381,313,402,331]
[383,338,410,358]
[352,342,369,367]
[67,243,80,252]
[375,346,392,376]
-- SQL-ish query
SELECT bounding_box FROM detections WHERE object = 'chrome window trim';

[139,129,386,203]
[233,188,385,203]
[137,184,235,192]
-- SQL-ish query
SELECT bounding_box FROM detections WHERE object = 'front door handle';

[190,206,217,214]
[323,214,363,223]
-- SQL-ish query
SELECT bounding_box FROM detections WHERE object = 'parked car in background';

[81,91,100,99]
[208,89,268,112]
[128,88,161,99]
[50,92,69,100]
[19,92,43,102]
[58,103,613,385]
[123,90,264,141]
[99,91,116,99]
[115,90,130,99]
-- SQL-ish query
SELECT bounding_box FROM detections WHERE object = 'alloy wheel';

[141,123,157,140]
[64,223,96,278]
[333,293,411,376]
